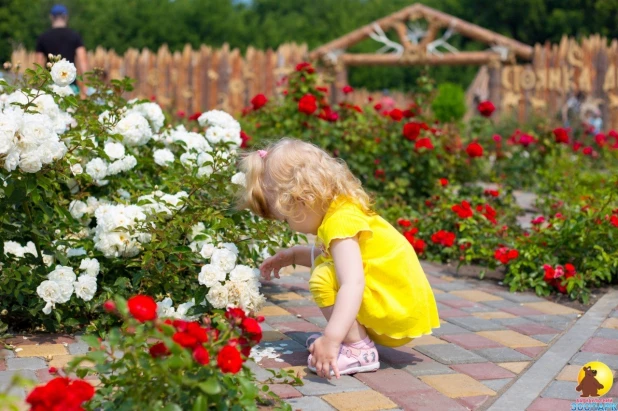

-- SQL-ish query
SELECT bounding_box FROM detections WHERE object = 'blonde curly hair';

[236,138,372,221]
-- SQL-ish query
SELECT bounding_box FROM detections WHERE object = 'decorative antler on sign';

[406,22,428,45]
[426,20,458,56]
[369,24,404,56]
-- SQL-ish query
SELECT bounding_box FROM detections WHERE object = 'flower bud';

[46,62,53,69]
[48,53,54,60]
[0,309,7,316]
[103,300,116,313]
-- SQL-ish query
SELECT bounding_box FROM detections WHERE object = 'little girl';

[237,138,439,379]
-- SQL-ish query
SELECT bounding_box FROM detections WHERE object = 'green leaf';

[192,396,208,411]
[198,377,221,395]
[162,404,182,411]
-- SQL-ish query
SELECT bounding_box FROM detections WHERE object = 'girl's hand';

[259,248,294,281]
[308,336,341,379]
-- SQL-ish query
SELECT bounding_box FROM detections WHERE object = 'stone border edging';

[486,289,618,411]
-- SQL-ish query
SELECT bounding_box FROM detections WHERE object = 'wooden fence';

[468,35,618,130]
[11,44,411,115]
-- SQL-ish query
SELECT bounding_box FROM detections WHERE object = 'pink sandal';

[307,337,380,376]
[305,333,322,350]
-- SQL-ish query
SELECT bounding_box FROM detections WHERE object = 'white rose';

[79,258,100,277]
[207,283,229,309]
[3,241,24,258]
[197,166,213,178]
[48,265,77,283]
[175,299,196,319]
[225,280,245,308]
[18,153,42,173]
[205,126,226,144]
[67,247,87,258]
[50,59,77,87]
[113,112,152,146]
[231,172,246,187]
[211,248,237,273]
[198,110,241,132]
[51,85,75,97]
[219,242,239,256]
[69,200,88,219]
[42,301,54,315]
[86,158,109,180]
[56,280,74,303]
[153,148,175,166]
[23,242,37,257]
[229,265,258,283]
[74,275,97,301]
[104,141,126,160]
[3,149,19,172]
[121,155,137,171]
[70,163,83,175]
[198,264,227,288]
[36,280,62,303]
[156,297,175,318]
[189,222,206,241]
[199,243,216,259]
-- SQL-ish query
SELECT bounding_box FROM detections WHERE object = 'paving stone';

[450,363,515,380]
[258,305,293,317]
[438,309,471,319]
[582,337,618,355]
[278,299,319,308]
[15,344,68,358]
[523,302,581,315]
[48,354,94,369]
[306,316,328,328]
[355,368,431,395]
[260,322,276,332]
[431,282,472,292]
[569,352,618,369]
[404,361,457,376]
[499,306,546,316]
[476,331,546,348]
[447,317,505,332]
[482,300,520,309]
[530,334,559,344]
[406,335,447,347]
[527,398,574,411]
[284,305,324,318]
[267,383,303,399]
[492,291,544,303]
[420,374,496,398]
[0,370,37,398]
[610,310,618,318]
[450,290,503,302]
[262,330,291,342]
[286,396,336,411]
[295,375,369,396]
[497,361,529,374]
[432,323,472,336]
[0,360,5,371]
[461,305,496,313]
[246,360,279,382]
[264,315,301,324]
[282,332,321,348]
[595,327,618,340]
[67,339,90,355]
[515,346,545,358]
[435,293,464,302]
[541,380,579,400]
[275,321,322,333]
[441,333,502,350]
[456,395,490,411]
[472,347,532,362]
[3,334,76,346]
[6,357,47,370]
[0,349,15,359]
[377,345,431,366]
[35,368,56,383]
[388,386,469,410]
[322,390,399,411]
[282,365,310,380]
[506,323,560,336]
[263,340,306,352]
[556,364,581,381]
[440,298,479,309]
[414,343,487,365]
[266,292,306,302]
[492,317,537,327]
[481,378,512,392]
[471,311,516,320]
[602,317,618,329]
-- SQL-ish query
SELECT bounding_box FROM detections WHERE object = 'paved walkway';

[1,261,617,411]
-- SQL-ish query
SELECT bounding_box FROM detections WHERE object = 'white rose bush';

[0,61,298,334]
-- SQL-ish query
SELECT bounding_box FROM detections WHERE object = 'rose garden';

[1,3,618,411]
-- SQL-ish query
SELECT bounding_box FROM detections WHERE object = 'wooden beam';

[417,5,533,60]
[340,51,502,66]
[393,22,414,51]
[309,4,421,59]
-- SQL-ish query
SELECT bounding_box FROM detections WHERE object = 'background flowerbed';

[240,62,618,302]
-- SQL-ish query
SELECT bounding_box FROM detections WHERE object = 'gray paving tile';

[6,357,46,370]
[261,340,306,352]
[0,349,15,360]
[403,362,457,376]
[460,305,495,313]
[0,370,36,399]
[282,332,320,348]
[541,380,579,400]
[492,317,537,327]
[432,323,472,336]
[278,299,318,308]
[525,314,575,328]
[286,396,336,411]
[434,293,464,301]
[295,375,369,396]
[264,315,301,324]
[431,282,471,292]
[594,327,618,340]
[436,302,451,311]
[492,291,544,303]
[531,334,559,344]
[245,359,273,382]
[68,339,90,355]
[481,378,513,392]
[569,352,618,369]
[415,343,487,365]
[483,300,520,309]
[610,310,618,318]
[473,347,532,362]
[447,317,505,332]
[306,316,328,328]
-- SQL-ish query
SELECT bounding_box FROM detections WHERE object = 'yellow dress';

[309,197,440,347]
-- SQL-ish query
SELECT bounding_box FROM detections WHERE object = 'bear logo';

[576,366,604,397]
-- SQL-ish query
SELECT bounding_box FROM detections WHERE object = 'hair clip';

[258,150,268,158]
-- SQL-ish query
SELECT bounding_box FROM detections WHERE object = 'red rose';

[298,94,317,115]
[103,300,116,313]
[595,133,606,147]
[374,169,385,178]
[466,142,484,158]
[531,216,545,225]
[412,238,426,254]
[431,230,456,247]
[229,337,252,357]
[373,103,382,111]
[225,307,246,322]
[415,137,434,151]
[127,295,157,323]
[188,112,201,121]
[316,86,329,93]
[241,317,262,343]
[240,130,251,148]
[187,322,209,344]
[149,342,171,358]
[193,345,210,365]
[48,367,58,374]
[26,377,94,410]
[477,101,495,117]
[402,122,423,141]
[397,218,412,227]
[173,331,198,348]
[217,345,243,373]
[553,128,570,144]
[573,142,583,152]
[452,201,473,219]
[439,178,449,187]
[494,247,518,264]
[564,263,577,278]
[611,215,618,227]
[582,146,593,156]
[251,94,268,110]
[389,109,403,121]
[296,62,315,74]
[477,204,497,225]
[484,189,499,197]
[172,319,190,332]
[176,110,186,118]
[342,85,354,94]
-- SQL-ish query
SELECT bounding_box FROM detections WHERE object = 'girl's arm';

[323,237,365,344]
[291,245,321,267]
[259,245,321,281]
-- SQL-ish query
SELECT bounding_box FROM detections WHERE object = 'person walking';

[35,4,88,97]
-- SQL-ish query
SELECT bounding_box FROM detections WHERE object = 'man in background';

[35,4,88,98]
